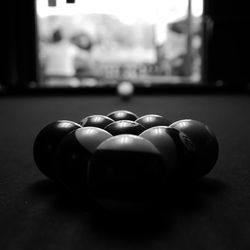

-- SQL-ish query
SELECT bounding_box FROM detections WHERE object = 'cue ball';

[88,134,164,212]
[136,114,171,129]
[107,110,138,121]
[170,119,219,178]
[140,126,177,177]
[117,81,134,100]
[104,120,145,136]
[33,120,82,180]
[55,127,112,194]
[80,115,114,129]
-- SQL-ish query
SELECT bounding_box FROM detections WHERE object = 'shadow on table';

[163,176,230,212]
[29,179,93,212]
[30,179,61,196]
[29,176,230,240]
[88,176,230,237]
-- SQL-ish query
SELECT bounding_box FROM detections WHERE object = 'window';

[36,0,204,88]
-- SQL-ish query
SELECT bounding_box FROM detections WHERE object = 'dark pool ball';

[140,126,177,177]
[55,127,112,194]
[79,115,114,129]
[33,120,82,180]
[161,127,197,179]
[170,119,219,178]
[141,126,200,181]
[136,114,171,129]
[104,120,145,136]
[107,110,138,121]
[88,134,164,212]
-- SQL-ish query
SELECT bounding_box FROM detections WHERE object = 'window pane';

[36,0,204,87]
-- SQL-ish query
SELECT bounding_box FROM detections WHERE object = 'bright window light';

[192,0,203,17]
[37,0,190,24]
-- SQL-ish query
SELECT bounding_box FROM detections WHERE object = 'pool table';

[0,93,250,250]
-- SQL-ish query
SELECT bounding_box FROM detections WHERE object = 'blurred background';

[36,0,203,88]
[1,0,250,92]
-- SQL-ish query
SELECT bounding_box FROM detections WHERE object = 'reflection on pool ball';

[170,119,219,178]
[104,120,145,136]
[140,126,177,177]
[33,120,82,180]
[80,115,114,129]
[107,110,138,121]
[136,114,171,129]
[117,81,134,100]
[161,127,196,179]
[55,127,112,194]
[88,134,164,212]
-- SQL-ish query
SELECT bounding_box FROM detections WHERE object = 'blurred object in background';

[37,0,204,88]
[48,0,57,7]
[39,28,94,87]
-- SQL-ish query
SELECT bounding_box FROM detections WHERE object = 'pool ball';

[88,134,165,212]
[170,119,219,178]
[80,115,114,129]
[55,127,112,194]
[117,81,134,100]
[107,110,138,121]
[136,114,171,129]
[161,127,197,180]
[141,126,199,181]
[104,120,145,136]
[33,120,82,180]
[140,126,177,177]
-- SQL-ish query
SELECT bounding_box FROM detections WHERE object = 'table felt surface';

[0,94,250,250]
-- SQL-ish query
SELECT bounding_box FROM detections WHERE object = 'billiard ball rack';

[33,110,219,213]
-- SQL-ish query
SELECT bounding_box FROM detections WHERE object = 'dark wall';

[204,1,249,19]
[0,0,37,88]
[204,1,250,87]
